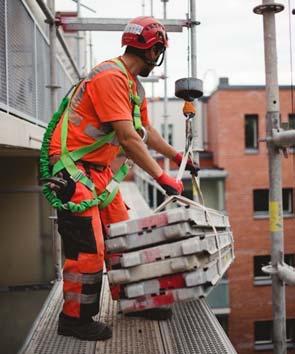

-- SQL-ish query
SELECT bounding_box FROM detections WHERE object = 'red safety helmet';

[122,16,168,50]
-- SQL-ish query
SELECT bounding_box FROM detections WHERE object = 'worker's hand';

[41,173,67,192]
[156,171,183,196]
[173,152,200,176]
[41,171,76,203]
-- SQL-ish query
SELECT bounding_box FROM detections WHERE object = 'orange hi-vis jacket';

[50,57,150,166]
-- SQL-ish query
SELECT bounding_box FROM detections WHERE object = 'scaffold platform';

[20,182,237,354]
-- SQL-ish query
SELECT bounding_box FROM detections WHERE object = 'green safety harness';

[40,58,144,213]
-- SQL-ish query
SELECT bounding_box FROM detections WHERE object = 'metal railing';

[133,165,166,209]
[0,0,74,127]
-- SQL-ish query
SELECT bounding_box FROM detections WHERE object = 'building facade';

[0,1,77,352]
[204,78,295,353]
[148,79,295,352]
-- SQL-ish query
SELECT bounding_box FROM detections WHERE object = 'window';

[161,123,173,146]
[253,189,268,214]
[289,114,295,129]
[285,254,295,268]
[216,315,229,334]
[254,255,271,280]
[254,319,295,349]
[254,254,295,285]
[245,114,258,151]
[253,188,294,216]
[255,320,272,344]
[288,114,295,150]
[287,319,295,345]
[283,188,294,214]
[199,179,225,211]
[254,254,272,285]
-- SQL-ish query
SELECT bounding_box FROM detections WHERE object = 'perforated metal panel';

[20,282,96,354]
[56,59,72,105]
[160,299,237,354]
[0,0,74,124]
[7,0,36,117]
[64,69,73,98]
[96,275,166,354]
[0,0,7,105]
[36,28,51,123]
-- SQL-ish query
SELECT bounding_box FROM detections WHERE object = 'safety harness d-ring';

[138,126,148,143]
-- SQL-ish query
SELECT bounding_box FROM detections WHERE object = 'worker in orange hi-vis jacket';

[49,16,198,341]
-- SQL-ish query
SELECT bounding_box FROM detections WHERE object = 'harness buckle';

[71,170,85,182]
[125,159,134,169]
[105,179,119,193]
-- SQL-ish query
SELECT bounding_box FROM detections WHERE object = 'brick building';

[203,78,295,353]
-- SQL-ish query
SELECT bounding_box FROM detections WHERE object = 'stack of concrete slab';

[105,205,234,314]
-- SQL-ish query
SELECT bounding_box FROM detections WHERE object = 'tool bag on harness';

[40,58,144,213]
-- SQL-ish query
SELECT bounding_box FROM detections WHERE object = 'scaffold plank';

[108,244,234,286]
[108,252,210,285]
[106,205,230,239]
[119,285,210,313]
[123,246,234,299]
[58,17,187,33]
[105,222,206,253]
[115,230,233,268]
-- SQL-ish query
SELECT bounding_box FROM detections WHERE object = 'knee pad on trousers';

[57,213,97,260]
[80,270,103,319]
[63,269,103,319]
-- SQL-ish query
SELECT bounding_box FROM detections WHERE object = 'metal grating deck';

[19,281,96,354]
[20,182,237,354]
[96,274,166,354]
[160,300,236,354]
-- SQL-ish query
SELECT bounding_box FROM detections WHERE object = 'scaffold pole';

[190,0,202,203]
[254,2,286,353]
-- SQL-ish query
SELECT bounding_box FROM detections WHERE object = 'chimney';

[218,77,229,87]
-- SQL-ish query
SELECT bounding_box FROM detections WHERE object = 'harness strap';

[50,57,143,211]
[111,58,143,131]
[58,90,97,195]
[99,162,129,209]
[52,131,116,176]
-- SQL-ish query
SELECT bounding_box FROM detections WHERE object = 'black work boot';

[58,313,112,341]
[125,307,172,321]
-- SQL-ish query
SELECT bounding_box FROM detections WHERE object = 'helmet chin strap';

[139,50,166,67]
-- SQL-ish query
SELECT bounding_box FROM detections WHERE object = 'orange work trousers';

[57,164,129,320]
